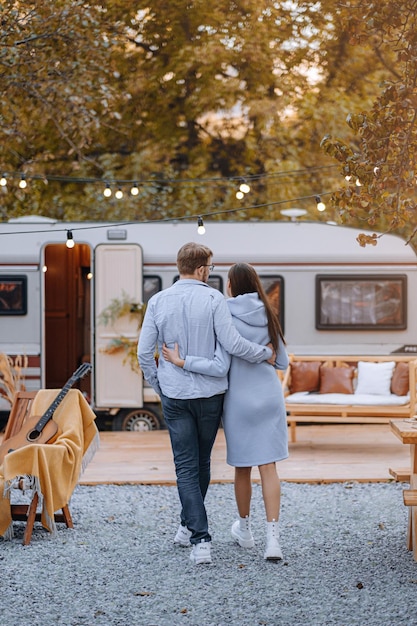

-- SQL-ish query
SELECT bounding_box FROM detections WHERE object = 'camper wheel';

[112,407,162,432]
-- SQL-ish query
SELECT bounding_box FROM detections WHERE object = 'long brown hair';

[228,263,285,351]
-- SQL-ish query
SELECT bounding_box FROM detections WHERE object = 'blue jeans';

[160,393,224,544]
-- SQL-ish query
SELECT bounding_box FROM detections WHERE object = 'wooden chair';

[2,391,37,440]
[2,391,73,545]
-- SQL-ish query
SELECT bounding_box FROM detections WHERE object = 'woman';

[162,263,289,560]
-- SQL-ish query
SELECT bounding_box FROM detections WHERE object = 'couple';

[137,242,289,565]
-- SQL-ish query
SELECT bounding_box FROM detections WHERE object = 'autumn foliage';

[0,1,415,242]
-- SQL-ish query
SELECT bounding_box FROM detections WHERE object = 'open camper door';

[94,244,143,409]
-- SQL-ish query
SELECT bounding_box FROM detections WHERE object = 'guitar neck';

[32,363,91,434]
[35,380,76,432]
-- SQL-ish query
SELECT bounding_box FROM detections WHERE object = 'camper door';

[94,244,143,409]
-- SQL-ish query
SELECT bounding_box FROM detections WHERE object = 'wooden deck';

[77,423,411,485]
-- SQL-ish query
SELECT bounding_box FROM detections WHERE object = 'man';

[137,242,274,565]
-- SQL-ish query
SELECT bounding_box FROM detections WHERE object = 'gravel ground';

[2,481,417,626]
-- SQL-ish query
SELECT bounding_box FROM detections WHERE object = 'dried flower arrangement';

[0,353,28,406]
[98,291,146,373]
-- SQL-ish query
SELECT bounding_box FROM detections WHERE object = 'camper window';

[315,274,407,330]
[0,275,27,316]
[260,275,284,329]
[144,275,162,302]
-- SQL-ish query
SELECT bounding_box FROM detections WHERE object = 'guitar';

[0,362,92,464]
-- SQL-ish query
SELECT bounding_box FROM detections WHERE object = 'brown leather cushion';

[319,366,355,394]
[391,362,409,396]
[289,361,321,393]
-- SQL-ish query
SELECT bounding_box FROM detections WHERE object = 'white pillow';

[355,361,395,396]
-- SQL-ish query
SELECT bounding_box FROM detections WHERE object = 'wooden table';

[390,419,417,560]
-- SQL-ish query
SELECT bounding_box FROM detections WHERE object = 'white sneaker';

[174,524,192,547]
[189,541,212,564]
[264,521,283,561]
[231,518,255,548]
[264,540,283,561]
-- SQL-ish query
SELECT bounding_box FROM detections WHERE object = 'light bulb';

[103,184,112,197]
[315,196,326,212]
[66,231,75,249]
[19,176,27,189]
[0,176,7,186]
[236,191,244,200]
[239,182,250,194]
[197,217,206,235]
[130,184,139,196]
[115,187,123,199]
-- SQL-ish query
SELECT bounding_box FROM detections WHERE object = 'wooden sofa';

[281,355,417,442]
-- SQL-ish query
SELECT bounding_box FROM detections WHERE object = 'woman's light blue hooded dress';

[223,292,289,466]
[184,292,289,467]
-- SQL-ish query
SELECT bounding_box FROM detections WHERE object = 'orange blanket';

[0,389,99,540]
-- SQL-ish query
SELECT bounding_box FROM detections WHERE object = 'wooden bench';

[281,355,417,442]
[390,420,417,560]
[389,467,411,482]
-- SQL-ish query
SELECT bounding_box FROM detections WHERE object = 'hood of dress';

[227,292,267,327]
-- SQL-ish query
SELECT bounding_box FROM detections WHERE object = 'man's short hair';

[177,242,213,275]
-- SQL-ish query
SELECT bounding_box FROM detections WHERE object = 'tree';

[96,0,392,223]
[321,0,417,246]
[0,3,126,165]
[0,1,398,225]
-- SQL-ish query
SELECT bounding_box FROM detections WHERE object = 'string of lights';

[0,163,339,190]
[0,190,334,242]
[0,163,341,219]
[0,160,344,243]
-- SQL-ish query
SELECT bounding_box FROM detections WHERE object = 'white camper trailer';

[1,218,416,429]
